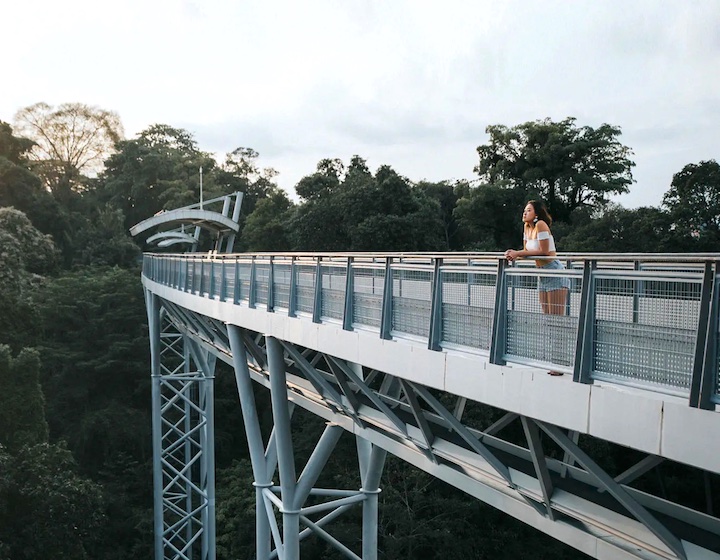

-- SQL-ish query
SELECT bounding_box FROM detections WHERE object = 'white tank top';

[524,231,556,252]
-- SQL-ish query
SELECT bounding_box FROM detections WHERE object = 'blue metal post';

[289,257,297,318]
[145,291,164,560]
[380,258,394,340]
[573,260,597,384]
[266,336,299,558]
[690,261,719,409]
[428,258,443,351]
[343,257,354,331]
[228,325,271,559]
[490,259,508,365]
[313,259,323,324]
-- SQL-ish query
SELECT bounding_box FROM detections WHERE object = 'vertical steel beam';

[573,260,596,384]
[146,291,164,560]
[428,258,443,351]
[268,256,275,312]
[380,258,394,340]
[343,257,354,331]
[360,444,386,560]
[313,258,323,324]
[289,257,297,318]
[249,257,257,309]
[228,325,271,559]
[490,259,508,365]
[690,261,718,409]
[266,336,300,559]
[187,340,217,560]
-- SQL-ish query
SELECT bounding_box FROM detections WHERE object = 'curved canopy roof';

[130,209,240,238]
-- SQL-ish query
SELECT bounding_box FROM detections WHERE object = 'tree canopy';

[475,117,635,222]
[13,102,124,201]
[663,159,720,250]
[2,103,719,559]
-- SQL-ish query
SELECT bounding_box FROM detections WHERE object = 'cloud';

[2,0,719,206]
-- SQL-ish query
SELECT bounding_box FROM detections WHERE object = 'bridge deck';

[142,252,720,560]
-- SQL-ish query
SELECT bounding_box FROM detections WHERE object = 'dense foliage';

[1,105,718,558]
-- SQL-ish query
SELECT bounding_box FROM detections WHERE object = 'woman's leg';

[538,290,551,314]
[541,288,568,375]
[547,288,568,315]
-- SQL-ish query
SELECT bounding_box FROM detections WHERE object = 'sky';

[2,0,719,208]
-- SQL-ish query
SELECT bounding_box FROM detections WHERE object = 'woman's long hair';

[527,200,553,227]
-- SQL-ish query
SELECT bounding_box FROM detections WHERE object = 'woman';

[504,200,570,315]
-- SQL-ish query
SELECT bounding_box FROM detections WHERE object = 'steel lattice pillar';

[147,292,216,560]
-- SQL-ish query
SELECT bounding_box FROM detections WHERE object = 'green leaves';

[0,346,48,452]
[0,443,107,560]
[663,160,720,249]
[475,117,635,222]
[291,156,446,251]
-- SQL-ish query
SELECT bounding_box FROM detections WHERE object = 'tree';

[291,157,446,251]
[663,160,720,250]
[0,208,58,351]
[216,147,281,216]
[415,180,463,251]
[0,121,69,240]
[0,443,106,559]
[560,204,690,253]
[13,102,124,201]
[241,191,294,251]
[454,182,528,251]
[475,117,635,222]
[100,124,228,230]
[0,346,48,452]
[36,266,150,470]
[0,207,59,277]
[65,204,141,267]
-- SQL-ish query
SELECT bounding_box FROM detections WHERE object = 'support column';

[146,291,164,560]
[267,335,300,559]
[360,445,386,560]
[352,361,385,560]
[228,325,272,559]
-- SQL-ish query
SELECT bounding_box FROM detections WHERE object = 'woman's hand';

[504,249,519,261]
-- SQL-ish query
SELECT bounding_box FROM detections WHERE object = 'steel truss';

[154,299,720,560]
[147,293,217,560]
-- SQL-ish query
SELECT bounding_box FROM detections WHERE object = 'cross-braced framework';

[226,326,387,560]
[147,293,216,560]
[155,297,720,560]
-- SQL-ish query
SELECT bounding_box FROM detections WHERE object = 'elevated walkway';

[142,251,720,560]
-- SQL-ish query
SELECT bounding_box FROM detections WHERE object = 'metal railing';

[142,252,720,409]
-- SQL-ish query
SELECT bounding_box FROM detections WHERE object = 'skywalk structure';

[134,203,720,560]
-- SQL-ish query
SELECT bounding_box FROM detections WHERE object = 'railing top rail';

[143,251,720,264]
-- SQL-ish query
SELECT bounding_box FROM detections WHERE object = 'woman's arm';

[504,222,551,260]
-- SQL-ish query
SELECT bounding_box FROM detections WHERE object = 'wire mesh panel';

[294,264,316,314]
[593,275,701,393]
[211,261,223,297]
[254,262,270,305]
[200,261,211,295]
[392,268,432,338]
[352,265,385,328]
[441,269,496,350]
[188,260,200,293]
[236,262,251,302]
[321,265,346,320]
[505,269,580,369]
[272,262,292,310]
[170,259,179,288]
[222,260,235,301]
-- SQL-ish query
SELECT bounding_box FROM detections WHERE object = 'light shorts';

[537,259,571,292]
